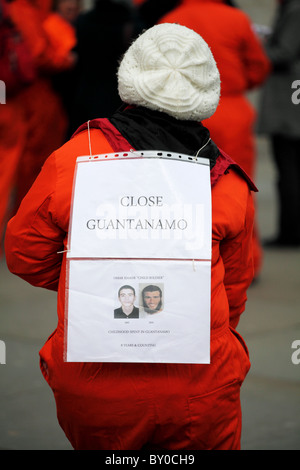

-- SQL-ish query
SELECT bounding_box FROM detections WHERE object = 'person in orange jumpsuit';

[159,0,271,278]
[8,0,77,212]
[5,24,256,450]
[0,0,32,254]
[0,0,77,253]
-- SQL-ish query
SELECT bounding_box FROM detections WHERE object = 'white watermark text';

[0,340,6,364]
[291,340,300,365]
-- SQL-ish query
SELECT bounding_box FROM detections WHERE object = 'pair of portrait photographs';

[114,284,164,319]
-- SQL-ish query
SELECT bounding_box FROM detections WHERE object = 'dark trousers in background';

[271,134,300,245]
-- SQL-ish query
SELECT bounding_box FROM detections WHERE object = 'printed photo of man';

[114,285,139,319]
[142,285,163,314]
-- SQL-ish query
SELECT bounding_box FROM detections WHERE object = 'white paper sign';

[66,259,211,363]
[68,155,211,260]
[65,152,212,364]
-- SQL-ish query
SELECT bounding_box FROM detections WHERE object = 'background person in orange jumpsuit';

[5,24,256,450]
[0,0,78,254]
[7,0,77,213]
[0,0,29,256]
[159,0,271,278]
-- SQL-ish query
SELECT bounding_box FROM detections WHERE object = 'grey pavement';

[0,0,299,452]
[239,136,300,450]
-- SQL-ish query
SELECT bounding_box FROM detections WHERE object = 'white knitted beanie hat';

[117,23,220,121]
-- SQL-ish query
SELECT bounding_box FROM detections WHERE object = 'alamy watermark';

[291,340,300,365]
[0,338,299,367]
[291,80,300,105]
[0,80,6,104]
[0,340,6,364]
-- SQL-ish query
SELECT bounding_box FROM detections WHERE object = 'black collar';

[109,106,219,169]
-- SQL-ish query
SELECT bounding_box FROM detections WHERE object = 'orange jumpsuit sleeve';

[220,185,255,329]
[211,166,255,330]
[5,153,64,292]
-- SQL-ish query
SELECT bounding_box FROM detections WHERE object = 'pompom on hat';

[117,23,221,121]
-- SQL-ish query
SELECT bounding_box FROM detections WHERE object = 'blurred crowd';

[0,0,299,271]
